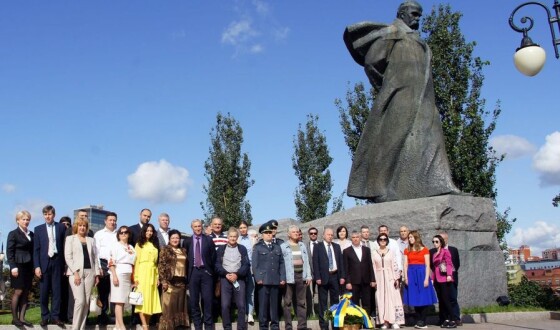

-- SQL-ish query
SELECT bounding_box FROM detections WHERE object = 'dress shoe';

[52,319,66,328]
[455,319,463,326]
[21,320,33,327]
[11,319,24,327]
[40,319,49,326]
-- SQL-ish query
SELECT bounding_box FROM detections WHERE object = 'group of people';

[304,224,462,330]
[6,204,461,330]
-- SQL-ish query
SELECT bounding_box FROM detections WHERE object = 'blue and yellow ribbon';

[328,292,373,328]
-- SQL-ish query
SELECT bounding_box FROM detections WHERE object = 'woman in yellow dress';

[134,223,162,328]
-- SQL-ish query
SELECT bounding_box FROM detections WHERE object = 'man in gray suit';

[156,213,171,248]
[252,223,286,330]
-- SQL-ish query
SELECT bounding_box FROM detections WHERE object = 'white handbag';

[89,295,102,315]
[128,288,143,305]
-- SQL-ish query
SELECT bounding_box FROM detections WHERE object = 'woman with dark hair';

[7,210,34,327]
[158,229,189,329]
[403,230,437,329]
[431,235,456,328]
[334,225,351,250]
[134,223,162,328]
[372,233,404,329]
[109,225,136,330]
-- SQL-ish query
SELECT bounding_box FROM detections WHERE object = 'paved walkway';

[2,312,558,329]
[2,319,558,330]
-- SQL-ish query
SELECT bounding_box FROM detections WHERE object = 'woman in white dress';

[109,225,136,330]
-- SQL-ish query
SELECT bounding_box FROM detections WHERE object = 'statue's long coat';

[344,19,459,202]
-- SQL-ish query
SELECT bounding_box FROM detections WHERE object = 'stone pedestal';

[279,195,507,308]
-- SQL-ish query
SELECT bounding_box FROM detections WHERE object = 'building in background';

[505,262,524,285]
[74,205,112,233]
[508,245,532,264]
[542,248,560,260]
[524,268,560,295]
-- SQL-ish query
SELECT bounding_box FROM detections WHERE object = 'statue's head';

[397,1,423,30]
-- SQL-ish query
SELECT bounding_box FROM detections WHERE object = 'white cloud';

[251,0,269,15]
[250,44,264,53]
[273,26,290,41]
[533,131,560,186]
[509,221,560,256]
[2,183,16,193]
[221,20,257,46]
[490,134,536,159]
[127,159,191,204]
[12,199,49,221]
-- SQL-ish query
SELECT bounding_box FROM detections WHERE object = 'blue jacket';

[215,244,251,279]
[280,241,312,283]
[33,222,66,272]
[252,241,286,285]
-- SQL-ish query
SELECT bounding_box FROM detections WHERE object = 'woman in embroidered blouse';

[109,225,136,330]
[431,235,456,328]
[6,210,34,327]
[372,233,405,329]
[134,223,161,328]
[334,225,351,250]
[158,229,189,330]
[402,230,437,329]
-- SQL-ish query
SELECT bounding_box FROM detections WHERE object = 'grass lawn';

[0,306,132,325]
[462,304,547,314]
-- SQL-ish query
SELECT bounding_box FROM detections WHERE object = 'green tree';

[292,114,335,222]
[553,193,560,207]
[201,112,254,228]
[336,4,515,246]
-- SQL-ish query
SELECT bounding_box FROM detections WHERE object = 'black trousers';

[39,258,62,321]
[189,267,214,330]
[349,282,371,316]
[257,284,280,330]
[318,273,340,330]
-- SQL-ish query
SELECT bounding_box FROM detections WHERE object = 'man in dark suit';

[430,232,461,326]
[33,205,66,327]
[128,208,152,245]
[183,219,216,330]
[313,227,345,330]
[252,223,286,330]
[343,230,376,316]
[306,227,320,317]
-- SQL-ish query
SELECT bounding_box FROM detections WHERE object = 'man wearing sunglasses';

[306,227,320,317]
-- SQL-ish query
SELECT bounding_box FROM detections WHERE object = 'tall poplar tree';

[292,114,336,222]
[336,4,515,246]
[201,112,254,228]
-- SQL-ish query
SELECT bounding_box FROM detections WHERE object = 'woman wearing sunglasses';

[109,226,137,330]
[431,235,456,328]
[372,233,405,329]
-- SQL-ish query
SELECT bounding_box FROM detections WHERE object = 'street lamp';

[509,1,560,76]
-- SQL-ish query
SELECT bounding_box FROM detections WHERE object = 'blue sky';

[1,1,559,254]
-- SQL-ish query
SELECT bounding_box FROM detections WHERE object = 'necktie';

[195,236,202,267]
[48,224,55,257]
[327,243,333,270]
[362,240,366,247]
[312,241,317,256]
[268,243,272,251]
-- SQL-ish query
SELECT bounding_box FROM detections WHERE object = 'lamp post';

[509,0,560,76]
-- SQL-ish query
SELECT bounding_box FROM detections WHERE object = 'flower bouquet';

[324,292,373,330]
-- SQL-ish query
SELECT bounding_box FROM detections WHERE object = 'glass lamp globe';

[514,45,546,76]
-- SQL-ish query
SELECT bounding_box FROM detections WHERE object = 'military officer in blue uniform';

[252,223,286,330]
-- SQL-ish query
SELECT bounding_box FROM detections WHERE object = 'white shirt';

[372,238,403,271]
[351,244,362,261]
[109,241,136,274]
[94,227,117,261]
[323,241,338,271]
[19,226,31,241]
[158,227,170,245]
[309,240,318,257]
[397,238,408,255]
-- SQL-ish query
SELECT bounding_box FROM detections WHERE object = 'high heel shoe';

[11,319,24,327]
[20,320,33,327]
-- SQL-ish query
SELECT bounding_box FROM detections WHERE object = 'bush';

[508,276,560,310]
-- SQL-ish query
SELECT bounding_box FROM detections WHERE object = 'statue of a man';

[344,1,461,203]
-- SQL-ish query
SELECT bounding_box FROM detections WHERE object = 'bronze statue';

[344,1,461,203]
